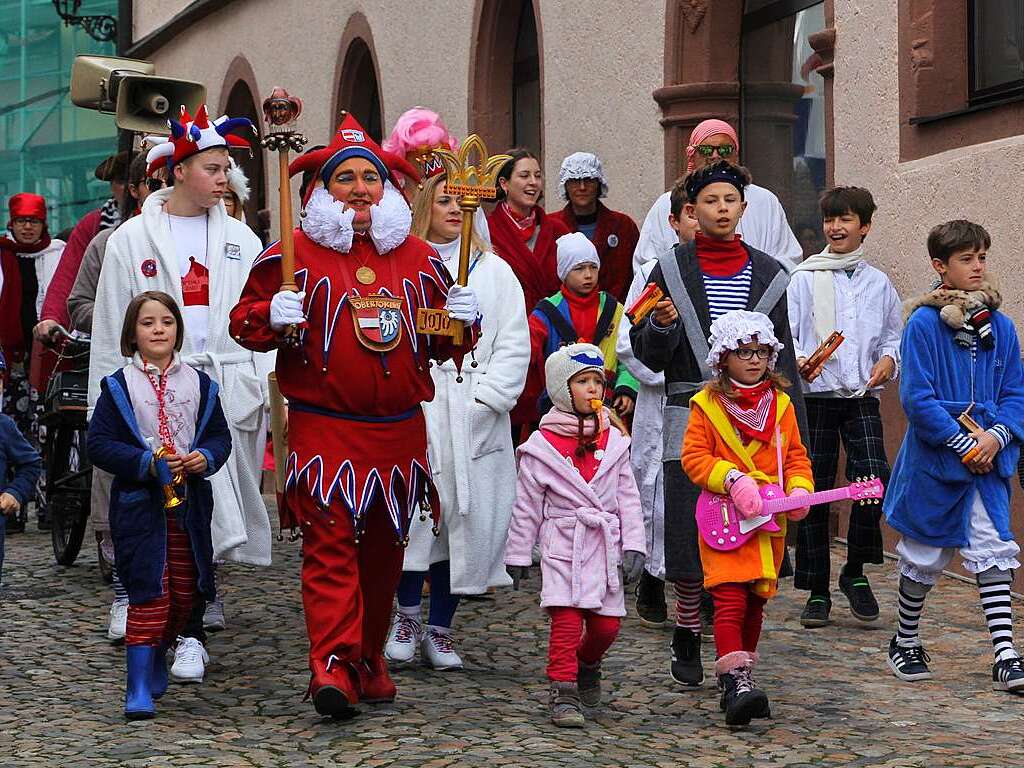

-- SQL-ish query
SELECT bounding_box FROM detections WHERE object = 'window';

[512,1,541,153]
[970,0,1024,104]
[741,1,828,257]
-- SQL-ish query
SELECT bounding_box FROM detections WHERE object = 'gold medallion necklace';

[356,265,376,285]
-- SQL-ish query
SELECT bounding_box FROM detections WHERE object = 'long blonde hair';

[410,174,489,256]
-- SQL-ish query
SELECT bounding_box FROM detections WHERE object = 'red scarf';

[501,202,538,242]
[696,232,748,277]
[560,286,599,343]
[717,379,776,443]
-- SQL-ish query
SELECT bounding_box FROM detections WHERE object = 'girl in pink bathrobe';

[505,342,646,727]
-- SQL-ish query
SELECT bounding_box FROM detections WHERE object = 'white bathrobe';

[87,187,274,566]
[408,238,530,593]
[616,261,667,579]
[632,183,802,273]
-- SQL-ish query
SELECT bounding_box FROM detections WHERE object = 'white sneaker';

[203,599,226,631]
[170,636,209,683]
[384,610,422,664]
[421,626,464,670]
[107,599,128,642]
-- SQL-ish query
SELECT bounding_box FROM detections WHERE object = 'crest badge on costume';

[607,234,619,248]
[349,294,403,352]
[341,128,365,143]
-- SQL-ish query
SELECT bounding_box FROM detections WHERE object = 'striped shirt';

[944,335,1012,457]
[703,262,752,322]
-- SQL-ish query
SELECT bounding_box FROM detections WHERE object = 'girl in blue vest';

[87,290,231,719]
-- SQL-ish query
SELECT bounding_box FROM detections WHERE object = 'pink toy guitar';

[696,477,885,552]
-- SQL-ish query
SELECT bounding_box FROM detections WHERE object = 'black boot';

[635,571,667,626]
[670,627,704,687]
[718,662,769,726]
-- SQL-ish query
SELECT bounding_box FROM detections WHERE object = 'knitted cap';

[544,343,606,414]
[705,310,783,371]
[558,152,608,200]
[556,231,600,282]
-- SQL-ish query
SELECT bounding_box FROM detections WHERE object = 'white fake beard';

[300,181,411,255]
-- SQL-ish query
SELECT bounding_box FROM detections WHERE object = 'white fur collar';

[301,181,410,254]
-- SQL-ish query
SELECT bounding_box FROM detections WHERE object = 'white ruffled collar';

[301,182,411,254]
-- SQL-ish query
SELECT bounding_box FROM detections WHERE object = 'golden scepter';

[261,87,307,346]
[415,135,510,346]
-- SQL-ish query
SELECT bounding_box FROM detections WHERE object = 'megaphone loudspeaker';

[70,55,206,134]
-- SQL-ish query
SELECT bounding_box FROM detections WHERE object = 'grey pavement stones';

[0,508,1021,767]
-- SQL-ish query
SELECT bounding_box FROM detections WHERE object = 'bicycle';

[38,325,93,568]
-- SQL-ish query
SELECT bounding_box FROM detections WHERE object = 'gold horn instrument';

[153,445,185,509]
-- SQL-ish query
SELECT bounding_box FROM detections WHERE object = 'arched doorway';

[223,79,266,237]
[336,37,383,143]
[470,0,543,155]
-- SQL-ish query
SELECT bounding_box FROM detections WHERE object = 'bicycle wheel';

[50,426,89,566]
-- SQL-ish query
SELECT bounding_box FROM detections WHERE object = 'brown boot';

[549,681,585,727]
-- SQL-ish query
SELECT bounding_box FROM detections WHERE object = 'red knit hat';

[145,104,256,175]
[8,193,46,222]
[288,113,421,205]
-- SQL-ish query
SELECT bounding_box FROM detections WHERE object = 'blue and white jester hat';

[145,104,255,175]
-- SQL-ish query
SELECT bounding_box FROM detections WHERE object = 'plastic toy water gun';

[625,283,665,325]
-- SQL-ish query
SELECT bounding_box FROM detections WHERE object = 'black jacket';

[629,239,808,440]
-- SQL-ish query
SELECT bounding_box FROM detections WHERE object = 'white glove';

[270,290,306,331]
[444,284,480,323]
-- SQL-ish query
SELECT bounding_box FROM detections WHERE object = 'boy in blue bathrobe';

[884,220,1024,692]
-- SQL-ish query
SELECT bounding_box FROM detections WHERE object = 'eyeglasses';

[145,178,167,192]
[731,347,772,360]
[694,143,735,158]
[12,217,43,226]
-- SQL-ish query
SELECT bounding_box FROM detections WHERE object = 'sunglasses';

[731,347,772,360]
[694,143,735,158]
[145,178,167,192]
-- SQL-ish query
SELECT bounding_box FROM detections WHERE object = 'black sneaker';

[799,595,832,628]
[699,590,715,640]
[670,627,704,687]
[718,667,770,727]
[887,635,933,681]
[635,571,667,626]
[992,655,1024,693]
[839,572,880,621]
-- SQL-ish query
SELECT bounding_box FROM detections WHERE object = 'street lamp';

[51,0,118,43]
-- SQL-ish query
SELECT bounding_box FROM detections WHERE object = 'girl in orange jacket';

[682,310,814,727]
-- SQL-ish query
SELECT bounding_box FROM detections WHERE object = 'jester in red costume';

[229,114,480,719]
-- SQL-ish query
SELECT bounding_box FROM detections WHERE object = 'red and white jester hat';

[288,113,421,206]
[145,104,256,175]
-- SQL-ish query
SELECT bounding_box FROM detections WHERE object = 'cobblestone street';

[1,509,1020,768]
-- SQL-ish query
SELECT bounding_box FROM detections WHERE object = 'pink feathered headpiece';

[383,107,459,181]
[685,119,739,173]
[383,107,458,157]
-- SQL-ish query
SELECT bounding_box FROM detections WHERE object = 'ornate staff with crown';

[261,88,307,343]
[416,135,510,346]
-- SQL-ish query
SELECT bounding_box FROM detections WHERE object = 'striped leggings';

[125,511,196,646]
